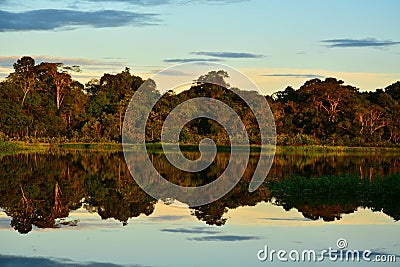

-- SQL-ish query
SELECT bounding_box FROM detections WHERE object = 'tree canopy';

[1,56,399,146]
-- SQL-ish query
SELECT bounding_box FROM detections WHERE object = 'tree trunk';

[56,85,61,110]
[21,89,29,108]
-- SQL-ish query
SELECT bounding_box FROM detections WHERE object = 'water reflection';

[0,149,399,234]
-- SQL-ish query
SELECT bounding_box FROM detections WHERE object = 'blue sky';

[0,0,399,94]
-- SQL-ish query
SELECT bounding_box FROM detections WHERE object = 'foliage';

[271,78,400,146]
[0,57,399,146]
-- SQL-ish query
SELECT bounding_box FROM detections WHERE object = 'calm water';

[1,149,399,266]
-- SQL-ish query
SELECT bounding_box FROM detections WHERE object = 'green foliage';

[0,57,399,146]
[0,132,9,142]
[277,133,320,145]
[272,78,400,146]
[0,141,16,152]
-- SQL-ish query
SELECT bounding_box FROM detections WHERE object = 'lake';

[1,149,399,266]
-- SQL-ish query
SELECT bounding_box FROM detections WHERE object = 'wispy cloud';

[0,9,159,32]
[76,0,248,5]
[259,217,312,222]
[147,215,188,221]
[164,51,263,63]
[0,55,126,67]
[78,0,170,5]
[321,38,400,48]
[0,55,130,82]
[152,69,192,76]
[163,58,223,63]
[178,0,250,3]
[189,235,261,242]
[262,73,325,79]
[0,56,20,67]
[191,51,265,59]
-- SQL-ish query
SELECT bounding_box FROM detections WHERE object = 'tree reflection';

[10,185,35,234]
[0,151,157,233]
[268,174,400,221]
[0,150,399,233]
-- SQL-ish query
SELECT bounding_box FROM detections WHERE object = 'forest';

[1,56,399,147]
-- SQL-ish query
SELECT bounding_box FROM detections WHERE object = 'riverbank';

[1,141,400,156]
[0,141,50,157]
[275,145,400,153]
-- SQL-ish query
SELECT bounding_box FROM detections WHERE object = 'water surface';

[0,149,399,266]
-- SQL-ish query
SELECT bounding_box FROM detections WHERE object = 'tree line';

[0,56,399,146]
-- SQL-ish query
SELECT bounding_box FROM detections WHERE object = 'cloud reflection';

[0,255,154,267]
[189,235,261,241]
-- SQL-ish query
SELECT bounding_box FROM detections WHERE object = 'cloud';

[321,38,400,48]
[0,9,159,32]
[188,235,261,241]
[147,215,188,221]
[0,56,18,67]
[0,55,129,80]
[0,0,11,5]
[0,55,130,82]
[181,0,250,4]
[152,69,191,76]
[163,58,223,63]
[191,51,265,59]
[76,0,248,5]
[262,73,325,79]
[164,51,263,67]
[0,55,126,67]
[161,227,221,234]
[259,217,312,222]
[78,0,170,5]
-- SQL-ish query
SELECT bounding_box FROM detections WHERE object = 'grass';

[275,145,400,154]
[2,141,400,155]
[56,142,122,150]
[0,141,49,157]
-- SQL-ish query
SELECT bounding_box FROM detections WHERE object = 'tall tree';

[36,63,80,110]
[8,56,37,107]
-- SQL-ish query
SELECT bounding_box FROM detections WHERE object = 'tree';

[0,57,399,145]
[356,105,386,140]
[60,81,88,137]
[385,81,400,102]
[85,68,144,141]
[36,62,80,110]
[8,56,37,107]
[197,70,230,88]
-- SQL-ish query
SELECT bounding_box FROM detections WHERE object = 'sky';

[0,0,399,94]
